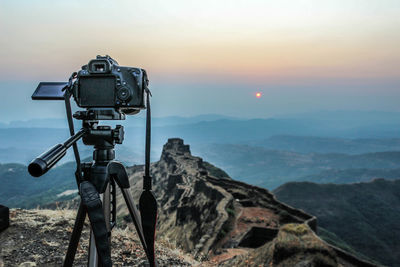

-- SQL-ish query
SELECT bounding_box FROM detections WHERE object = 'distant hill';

[4,110,400,135]
[278,110,400,131]
[247,135,400,154]
[0,114,238,128]
[274,179,400,267]
[0,136,143,165]
[3,130,400,191]
[297,168,400,184]
[193,143,400,189]
[0,162,77,208]
[2,113,400,163]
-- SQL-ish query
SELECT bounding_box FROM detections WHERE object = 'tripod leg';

[88,183,111,267]
[120,188,147,251]
[63,202,86,267]
[108,162,145,239]
[80,181,112,267]
[103,183,111,233]
[108,161,158,266]
[88,230,99,267]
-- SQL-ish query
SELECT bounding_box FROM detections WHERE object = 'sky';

[0,0,399,122]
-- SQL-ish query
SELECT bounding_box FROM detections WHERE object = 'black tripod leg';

[80,181,112,267]
[108,162,158,266]
[64,202,86,267]
[120,188,147,248]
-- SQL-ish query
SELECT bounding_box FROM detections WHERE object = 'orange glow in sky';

[0,0,399,82]
[1,0,400,121]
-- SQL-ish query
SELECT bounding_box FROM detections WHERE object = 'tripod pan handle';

[28,144,66,177]
[28,128,85,177]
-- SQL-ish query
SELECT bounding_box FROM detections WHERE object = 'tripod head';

[76,109,126,161]
[27,110,125,177]
[73,108,127,121]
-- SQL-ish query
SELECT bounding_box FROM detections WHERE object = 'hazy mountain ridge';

[4,110,400,131]
[195,143,400,189]
[0,114,239,128]
[2,141,400,209]
[0,162,78,208]
[297,168,400,184]
[2,111,400,150]
[278,110,400,125]
[247,135,400,154]
[2,112,400,169]
[274,178,400,267]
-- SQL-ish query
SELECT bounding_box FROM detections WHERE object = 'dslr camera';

[33,55,149,115]
[74,55,148,112]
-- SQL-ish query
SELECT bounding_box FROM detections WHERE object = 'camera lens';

[117,87,131,101]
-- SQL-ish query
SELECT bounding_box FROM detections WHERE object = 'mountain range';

[2,111,400,265]
[2,138,398,266]
[194,144,400,189]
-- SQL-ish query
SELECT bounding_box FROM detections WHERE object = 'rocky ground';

[0,209,197,267]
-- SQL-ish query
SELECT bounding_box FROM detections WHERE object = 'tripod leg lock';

[80,181,102,208]
[80,181,112,267]
[107,161,130,188]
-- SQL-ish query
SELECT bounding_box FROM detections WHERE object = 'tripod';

[63,121,155,266]
[28,89,158,266]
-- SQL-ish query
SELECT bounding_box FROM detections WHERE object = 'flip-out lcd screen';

[32,82,68,100]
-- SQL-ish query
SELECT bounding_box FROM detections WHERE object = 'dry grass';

[271,223,337,266]
[280,223,310,236]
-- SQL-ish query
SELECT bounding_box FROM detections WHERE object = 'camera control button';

[117,87,131,101]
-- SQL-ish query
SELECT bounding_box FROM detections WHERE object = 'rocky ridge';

[119,138,379,266]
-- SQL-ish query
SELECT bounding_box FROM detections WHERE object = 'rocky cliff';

[118,138,378,266]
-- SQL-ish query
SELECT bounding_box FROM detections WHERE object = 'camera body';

[73,55,148,112]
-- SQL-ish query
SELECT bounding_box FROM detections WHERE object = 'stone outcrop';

[119,138,378,266]
[123,138,232,258]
